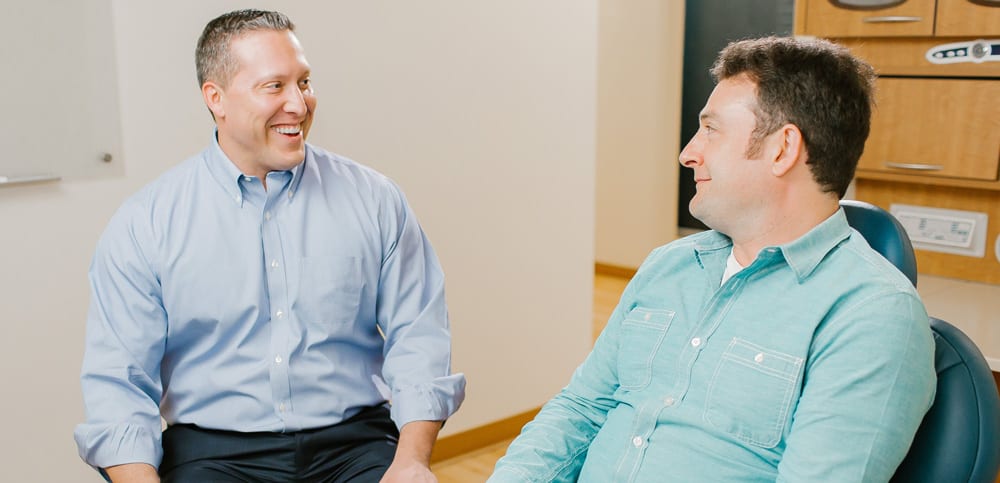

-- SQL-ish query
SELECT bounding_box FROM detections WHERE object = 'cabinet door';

[802,0,936,37]
[937,0,1000,37]
[858,78,1000,181]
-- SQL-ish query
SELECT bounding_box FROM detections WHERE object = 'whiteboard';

[0,1,122,185]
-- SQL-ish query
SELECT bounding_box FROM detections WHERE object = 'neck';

[730,193,839,266]
[216,132,270,190]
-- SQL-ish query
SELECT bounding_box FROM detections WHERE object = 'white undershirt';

[721,248,745,286]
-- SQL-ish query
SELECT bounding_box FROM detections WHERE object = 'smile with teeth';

[272,124,302,135]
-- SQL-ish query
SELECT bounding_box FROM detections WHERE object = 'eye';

[299,78,312,91]
[264,81,282,90]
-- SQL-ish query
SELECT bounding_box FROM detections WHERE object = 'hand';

[380,459,438,483]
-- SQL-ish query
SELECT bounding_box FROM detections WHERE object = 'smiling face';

[678,75,775,236]
[202,29,316,180]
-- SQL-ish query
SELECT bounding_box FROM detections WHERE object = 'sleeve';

[488,269,644,482]
[375,183,466,428]
[73,199,168,473]
[776,289,936,482]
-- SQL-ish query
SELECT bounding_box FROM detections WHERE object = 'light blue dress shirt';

[75,136,465,470]
[491,210,935,482]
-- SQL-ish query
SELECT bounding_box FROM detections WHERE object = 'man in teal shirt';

[490,37,935,482]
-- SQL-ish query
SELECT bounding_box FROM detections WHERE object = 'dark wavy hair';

[711,36,876,198]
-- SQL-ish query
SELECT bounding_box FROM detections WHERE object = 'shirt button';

[278,402,286,412]
[643,312,651,321]
[275,355,282,364]
[270,260,279,269]
[691,337,702,347]
[754,353,765,363]
[275,310,284,319]
[632,436,644,447]
[264,211,272,221]
[664,397,675,406]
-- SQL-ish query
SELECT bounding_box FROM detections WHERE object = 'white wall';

[0,1,595,480]
[595,0,685,268]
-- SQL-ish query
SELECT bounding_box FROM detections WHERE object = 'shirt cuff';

[388,373,466,429]
[74,421,162,474]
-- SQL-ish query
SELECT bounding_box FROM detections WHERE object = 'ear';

[202,81,225,120]
[769,123,804,178]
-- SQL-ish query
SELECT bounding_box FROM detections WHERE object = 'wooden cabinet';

[795,0,1000,284]
[936,0,1000,37]
[859,78,1000,182]
[802,0,936,37]
[801,0,1000,37]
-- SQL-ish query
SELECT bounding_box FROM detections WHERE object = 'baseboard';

[594,262,637,279]
[430,407,541,463]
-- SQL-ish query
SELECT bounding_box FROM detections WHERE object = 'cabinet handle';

[884,162,944,171]
[862,16,923,23]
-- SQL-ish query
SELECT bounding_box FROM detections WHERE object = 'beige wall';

[0,1,595,480]
[596,0,686,269]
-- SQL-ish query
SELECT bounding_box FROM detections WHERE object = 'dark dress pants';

[159,405,399,483]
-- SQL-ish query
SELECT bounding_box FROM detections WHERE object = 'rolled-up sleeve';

[74,198,166,472]
[376,184,465,427]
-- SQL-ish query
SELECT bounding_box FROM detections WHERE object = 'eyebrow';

[254,69,311,83]
[699,112,718,123]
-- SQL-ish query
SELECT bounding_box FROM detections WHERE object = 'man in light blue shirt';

[74,9,464,483]
[490,37,935,482]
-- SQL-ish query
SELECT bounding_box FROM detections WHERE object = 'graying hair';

[195,9,295,87]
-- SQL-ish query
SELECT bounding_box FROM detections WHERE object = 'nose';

[678,135,702,168]
[283,87,309,116]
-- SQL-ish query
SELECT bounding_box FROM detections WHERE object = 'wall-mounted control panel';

[890,204,989,258]
[926,39,1000,64]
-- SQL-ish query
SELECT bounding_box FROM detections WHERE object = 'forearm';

[105,463,159,483]
[394,420,443,466]
[379,420,443,483]
[489,394,605,483]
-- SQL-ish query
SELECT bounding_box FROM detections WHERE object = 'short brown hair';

[195,9,295,88]
[711,36,876,198]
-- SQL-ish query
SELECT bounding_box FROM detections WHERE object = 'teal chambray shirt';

[490,209,935,482]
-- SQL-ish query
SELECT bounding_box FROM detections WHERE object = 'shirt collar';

[287,147,307,202]
[776,208,852,281]
[693,208,852,282]
[202,130,308,205]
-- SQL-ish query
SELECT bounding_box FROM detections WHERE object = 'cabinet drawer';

[859,78,1000,181]
[937,0,1000,37]
[803,0,936,37]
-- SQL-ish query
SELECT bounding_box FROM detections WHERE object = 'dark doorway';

[677,0,795,230]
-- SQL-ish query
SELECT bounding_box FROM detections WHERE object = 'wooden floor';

[431,437,515,483]
[431,273,629,482]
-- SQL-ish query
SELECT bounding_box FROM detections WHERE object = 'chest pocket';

[294,255,363,326]
[617,307,675,390]
[704,338,804,448]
